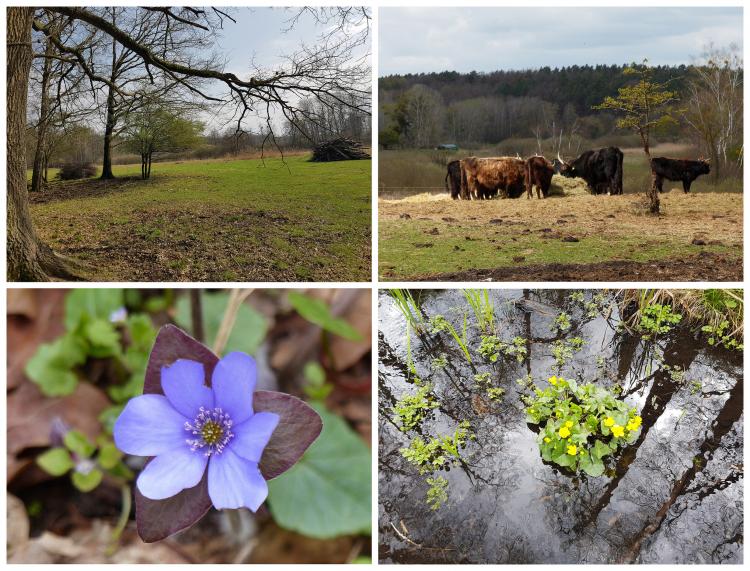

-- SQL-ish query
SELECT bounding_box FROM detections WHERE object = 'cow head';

[698,158,711,175]
[553,153,575,177]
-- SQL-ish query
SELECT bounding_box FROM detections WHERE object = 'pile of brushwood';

[310,138,370,162]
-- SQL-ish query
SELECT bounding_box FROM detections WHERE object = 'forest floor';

[29,155,371,281]
[379,190,743,281]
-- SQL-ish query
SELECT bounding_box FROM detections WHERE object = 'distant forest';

[378,55,743,178]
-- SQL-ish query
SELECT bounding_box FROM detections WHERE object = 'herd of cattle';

[444,146,711,200]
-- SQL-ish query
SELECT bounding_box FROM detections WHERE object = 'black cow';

[556,147,623,195]
[650,157,710,193]
[445,160,463,199]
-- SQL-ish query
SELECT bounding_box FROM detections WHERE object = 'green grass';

[379,219,736,277]
[30,156,371,281]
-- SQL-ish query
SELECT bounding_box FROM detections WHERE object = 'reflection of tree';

[573,327,701,533]
[618,378,743,563]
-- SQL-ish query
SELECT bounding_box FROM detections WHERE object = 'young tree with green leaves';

[124,101,203,179]
[594,60,681,214]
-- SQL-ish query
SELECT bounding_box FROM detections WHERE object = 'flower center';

[185,407,234,456]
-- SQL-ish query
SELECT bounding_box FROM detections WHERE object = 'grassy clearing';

[379,191,742,280]
[30,155,371,281]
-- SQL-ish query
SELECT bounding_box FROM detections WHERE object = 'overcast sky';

[379,7,743,76]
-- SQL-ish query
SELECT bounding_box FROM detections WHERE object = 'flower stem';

[106,484,131,555]
[214,288,254,355]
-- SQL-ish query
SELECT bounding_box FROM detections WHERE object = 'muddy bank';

[378,290,743,564]
[415,252,742,282]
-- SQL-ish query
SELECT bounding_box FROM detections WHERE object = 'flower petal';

[230,412,280,462]
[211,352,257,424]
[207,449,268,511]
[137,447,208,500]
[161,359,213,418]
[114,395,188,456]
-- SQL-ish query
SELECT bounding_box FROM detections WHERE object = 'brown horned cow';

[525,155,554,199]
[461,156,526,199]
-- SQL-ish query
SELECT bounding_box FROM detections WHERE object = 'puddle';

[378,289,743,564]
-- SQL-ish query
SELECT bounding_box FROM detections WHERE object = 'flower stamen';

[185,406,234,456]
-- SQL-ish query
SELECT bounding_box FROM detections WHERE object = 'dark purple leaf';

[255,391,323,480]
[135,325,322,542]
[135,470,212,543]
[143,324,217,395]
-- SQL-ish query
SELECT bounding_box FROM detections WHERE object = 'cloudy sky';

[379,7,743,76]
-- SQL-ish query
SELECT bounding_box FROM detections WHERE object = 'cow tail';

[615,150,624,194]
[444,169,450,194]
[524,159,531,198]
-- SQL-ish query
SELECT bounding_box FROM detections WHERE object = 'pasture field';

[30,155,371,281]
[379,190,742,281]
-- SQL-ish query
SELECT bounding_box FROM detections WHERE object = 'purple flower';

[114,352,279,511]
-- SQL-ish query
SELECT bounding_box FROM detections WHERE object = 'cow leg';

[683,179,691,193]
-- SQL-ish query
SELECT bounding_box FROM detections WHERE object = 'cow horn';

[557,151,563,163]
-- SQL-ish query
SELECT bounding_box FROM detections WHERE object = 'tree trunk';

[30,33,53,193]
[7,7,79,281]
[100,29,118,179]
[643,145,659,215]
[6,7,82,281]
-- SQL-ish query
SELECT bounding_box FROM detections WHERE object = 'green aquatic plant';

[523,375,642,477]
[392,384,439,432]
[639,303,682,338]
[477,335,527,363]
[389,288,425,331]
[702,321,743,351]
[551,337,585,367]
[425,476,448,510]
[431,353,448,370]
[430,314,472,364]
[553,312,572,333]
[400,421,473,475]
[463,289,495,334]
[474,372,504,402]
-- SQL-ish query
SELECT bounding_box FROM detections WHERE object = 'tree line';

[379,47,743,182]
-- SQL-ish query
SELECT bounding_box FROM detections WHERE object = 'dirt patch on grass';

[28,176,151,204]
[419,252,741,282]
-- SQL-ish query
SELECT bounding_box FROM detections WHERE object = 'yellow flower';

[630,415,642,428]
[604,417,615,427]
[548,376,558,385]
[558,426,571,439]
[544,437,551,443]
[567,444,577,455]
[612,424,625,438]
[565,420,574,428]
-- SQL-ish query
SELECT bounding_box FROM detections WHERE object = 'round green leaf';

[267,403,371,538]
[64,430,96,458]
[37,447,74,476]
[72,468,103,492]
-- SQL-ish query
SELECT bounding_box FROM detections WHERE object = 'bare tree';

[7,6,371,280]
[683,43,743,180]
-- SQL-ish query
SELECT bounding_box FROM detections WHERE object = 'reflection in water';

[378,290,743,564]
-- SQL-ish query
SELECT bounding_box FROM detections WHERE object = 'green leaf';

[591,439,612,461]
[175,292,267,355]
[99,404,125,435]
[97,442,123,470]
[127,313,157,351]
[37,447,74,476]
[64,430,96,458]
[579,453,605,477]
[287,292,363,341]
[267,403,370,538]
[84,319,121,358]
[24,335,86,397]
[65,289,124,330]
[72,468,103,492]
